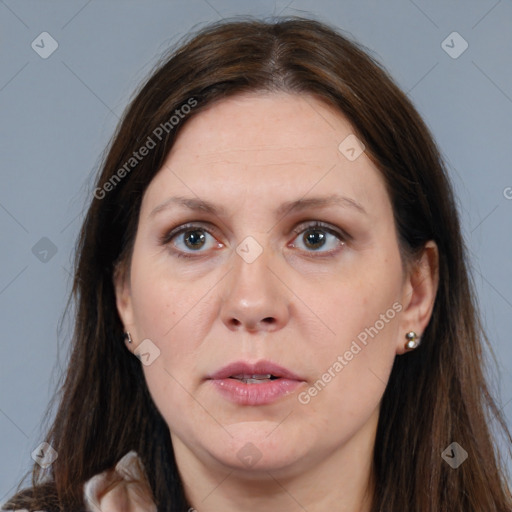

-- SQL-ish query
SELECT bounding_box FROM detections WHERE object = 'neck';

[172,410,378,512]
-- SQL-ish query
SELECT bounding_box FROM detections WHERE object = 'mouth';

[229,373,280,384]
[207,360,305,405]
[208,360,304,381]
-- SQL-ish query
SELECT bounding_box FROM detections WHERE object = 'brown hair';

[4,16,511,512]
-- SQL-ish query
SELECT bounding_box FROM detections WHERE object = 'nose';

[220,245,291,333]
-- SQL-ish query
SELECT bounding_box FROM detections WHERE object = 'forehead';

[141,92,390,222]
[171,91,348,164]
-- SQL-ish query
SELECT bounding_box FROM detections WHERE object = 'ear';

[113,259,137,345]
[396,240,439,355]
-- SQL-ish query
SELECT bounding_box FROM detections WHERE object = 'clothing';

[83,451,157,511]
[5,452,156,512]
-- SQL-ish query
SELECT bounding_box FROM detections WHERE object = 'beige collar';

[83,451,157,512]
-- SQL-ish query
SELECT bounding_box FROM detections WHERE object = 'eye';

[289,221,346,254]
[160,223,223,258]
[161,220,347,259]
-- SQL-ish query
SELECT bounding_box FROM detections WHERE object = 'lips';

[208,360,303,381]
[207,360,305,406]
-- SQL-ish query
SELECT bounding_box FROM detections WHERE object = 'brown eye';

[303,229,327,250]
[290,221,346,254]
[183,229,206,250]
[161,223,223,258]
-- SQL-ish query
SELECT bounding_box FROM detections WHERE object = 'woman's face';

[115,92,435,479]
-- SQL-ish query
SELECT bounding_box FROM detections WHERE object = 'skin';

[115,92,439,512]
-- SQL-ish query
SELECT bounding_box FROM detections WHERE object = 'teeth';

[231,373,272,380]
[243,378,272,384]
[229,373,280,383]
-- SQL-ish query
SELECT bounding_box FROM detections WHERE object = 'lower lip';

[209,378,304,405]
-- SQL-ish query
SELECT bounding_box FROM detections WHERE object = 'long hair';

[4,16,511,512]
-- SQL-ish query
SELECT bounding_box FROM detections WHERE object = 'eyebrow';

[149,194,367,219]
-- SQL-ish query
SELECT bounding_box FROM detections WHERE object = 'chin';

[205,424,311,475]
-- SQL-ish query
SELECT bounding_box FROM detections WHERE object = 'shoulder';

[83,450,157,512]
[1,452,155,512]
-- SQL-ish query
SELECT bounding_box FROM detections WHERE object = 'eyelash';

[160,221,349,259]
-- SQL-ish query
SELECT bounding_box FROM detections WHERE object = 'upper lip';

[208,360,304,381]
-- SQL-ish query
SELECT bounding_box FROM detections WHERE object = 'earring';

[405,331,420,350]
[124,331,133,344]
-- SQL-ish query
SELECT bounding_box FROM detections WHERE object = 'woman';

[4,16,511,512]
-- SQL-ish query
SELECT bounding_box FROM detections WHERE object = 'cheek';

[130,252,195,336]
[303,262,402,349]
[297,297,399,442]
[131,270,209,419]
[297,256,402,405]
[304,285,401,393]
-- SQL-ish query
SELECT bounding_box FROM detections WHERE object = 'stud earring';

[124,331,133,344]
[405,331,420,350]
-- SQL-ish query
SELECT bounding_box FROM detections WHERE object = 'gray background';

[1,0,511,501]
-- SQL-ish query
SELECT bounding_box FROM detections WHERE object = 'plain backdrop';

[1,0,511,502]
